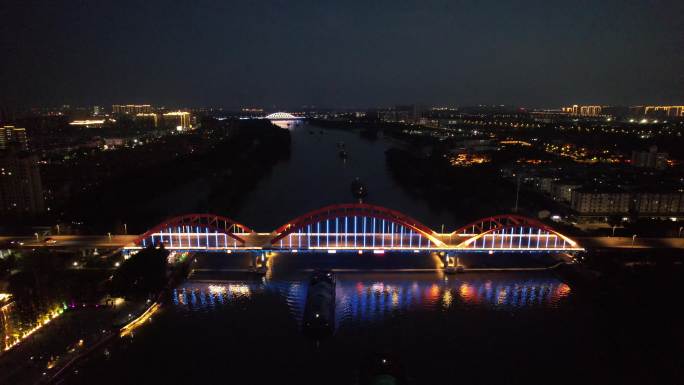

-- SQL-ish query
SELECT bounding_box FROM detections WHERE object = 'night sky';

[1,0,683,109]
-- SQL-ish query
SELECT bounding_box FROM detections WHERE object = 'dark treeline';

[5,250,109,326]
[54,119,290,233]
[384,146,567,226]
[384,148,511,223]
[110,246,169,299]
[310,118,434,146]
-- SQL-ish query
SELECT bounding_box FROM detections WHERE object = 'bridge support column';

[444,253,463,274]
[251,252,268,274]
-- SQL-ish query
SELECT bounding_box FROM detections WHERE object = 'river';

[233,122,455,231]
[18,123,684,384]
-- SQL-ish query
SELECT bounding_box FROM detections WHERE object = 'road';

[2,234,683,251]
[0,235,138,249]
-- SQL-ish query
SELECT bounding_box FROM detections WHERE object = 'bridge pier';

[444,253,464,274]
[251,252,269,274]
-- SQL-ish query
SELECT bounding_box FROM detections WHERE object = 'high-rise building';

[0,126,28,151]
[551,182,582,203]
[561,105,603,116]
[634,192,684,215]
[162,111,192,130]
[135,113,159,128]
[642,106,684,117]
[580,106,602,116]
[570,187,684,218]
[570,189,631,215]
[112,104,153,115]
[0,145,45,215]
[631,146,668,170]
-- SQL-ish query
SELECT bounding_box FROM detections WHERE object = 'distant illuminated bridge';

[264,112,303,120]
[124,204,583,254]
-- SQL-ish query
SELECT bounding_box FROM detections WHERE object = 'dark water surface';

[65,252,683,385]
[69,267,579,384]
[233,123,455,231]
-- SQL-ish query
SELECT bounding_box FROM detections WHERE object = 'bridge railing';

[122,206,583,253]
[271,214,437,250]
[458,225,581,251]
[138,226,248,250]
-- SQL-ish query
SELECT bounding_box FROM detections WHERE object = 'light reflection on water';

[172,275,571,329]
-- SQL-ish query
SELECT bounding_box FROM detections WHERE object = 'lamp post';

[612,225,616,237]
[631,234,637,247]
[679,226,683,237]
[123,223,127,235]
[513,174,521,213]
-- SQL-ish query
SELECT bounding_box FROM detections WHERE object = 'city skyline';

[7,102,684,114]
[1,2,684,384]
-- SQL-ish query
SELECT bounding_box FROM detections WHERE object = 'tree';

[110,246,169,299]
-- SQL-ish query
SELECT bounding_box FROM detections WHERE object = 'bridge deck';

[3,235,683,251]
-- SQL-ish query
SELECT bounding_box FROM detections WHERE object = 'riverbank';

[0,300,148,384]
[45,119,291,234]
[32,246,684,385]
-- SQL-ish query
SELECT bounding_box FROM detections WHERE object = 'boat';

[351,177,368,200]
[302,270,336,337]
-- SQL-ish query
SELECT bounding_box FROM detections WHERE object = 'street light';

[679,227,683,237]
[107,232,112,241]
[612,225,617,237]
[631,234,637,247]
[123,223,127,235]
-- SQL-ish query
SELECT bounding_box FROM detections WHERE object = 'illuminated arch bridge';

[264,112,303,120]
[125,204,583,254]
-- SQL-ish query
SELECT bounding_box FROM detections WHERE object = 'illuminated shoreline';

[2,303,66,354]
[119,302,161,337]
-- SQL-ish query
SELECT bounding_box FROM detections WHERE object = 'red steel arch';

[450,214,557,236]
[133,214,253,246]
[271,203,444,246]
[457,224,579,249]
[451,214,580,249]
